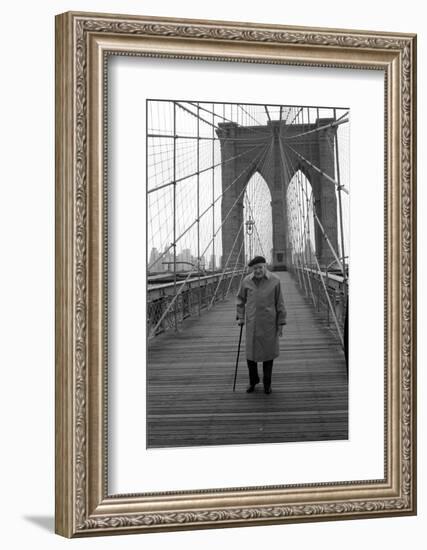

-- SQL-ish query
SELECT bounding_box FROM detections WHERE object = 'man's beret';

[248,255,266,267]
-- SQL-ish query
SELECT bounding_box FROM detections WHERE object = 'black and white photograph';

[0,0,420,545]
[146,99,349,448]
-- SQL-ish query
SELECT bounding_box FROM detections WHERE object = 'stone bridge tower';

[216,118,338,271]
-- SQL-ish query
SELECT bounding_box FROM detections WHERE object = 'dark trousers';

[247,359,273,388]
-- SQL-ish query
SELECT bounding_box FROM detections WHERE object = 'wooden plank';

[147,272,348,448]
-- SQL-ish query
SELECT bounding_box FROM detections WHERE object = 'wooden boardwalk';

[147,272,348,448]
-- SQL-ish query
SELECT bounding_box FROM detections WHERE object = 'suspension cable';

[148,139,273,335]
[282,111,349,141]
[279,139,344,274]
[148,143,268,270]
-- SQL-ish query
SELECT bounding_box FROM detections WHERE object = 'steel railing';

[147,269,246,337]
[289,264,348,347]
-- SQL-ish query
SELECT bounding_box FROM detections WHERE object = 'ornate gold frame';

[55,11,417,537]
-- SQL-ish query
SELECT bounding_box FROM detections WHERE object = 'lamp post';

[245,216,255,263]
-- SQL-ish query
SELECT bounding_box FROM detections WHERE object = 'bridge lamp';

[245,216,255,261]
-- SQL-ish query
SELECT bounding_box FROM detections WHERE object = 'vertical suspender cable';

[212,104,215,272]
[197,103,201,315]
[296,109,309,296]
[173,101,177,330]
[333,108,347,286]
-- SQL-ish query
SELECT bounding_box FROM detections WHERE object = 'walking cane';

[233,323,243,392]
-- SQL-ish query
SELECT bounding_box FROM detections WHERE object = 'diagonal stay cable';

[311,244,345,348]
[225,237,247,297]
[198,139,273,260]
[175,101,217,129]
[284,106,293,125]
[245,135,277,260]
[284,139,349,195]
[244,179,268,259]
[148,142,264,194]
[252,145,275,250]
[294,172,317,306]
[238,104,265,127]
[207,222,245,309]
[150,142,267,268]
[147,133,271,142]
[148,142,268,270]
[280,139,344,274]
[288,107,303,127]
[279,139,311,296]
[282,111,349,141]
[186,101,271,137]
[148,140,272,335]
[280,140,344,345]
[176,101,270,137]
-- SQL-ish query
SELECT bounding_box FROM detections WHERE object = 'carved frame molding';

[55,11,416,537]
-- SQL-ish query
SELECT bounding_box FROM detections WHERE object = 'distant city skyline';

[148,243,274,274]
[148,245,222,273]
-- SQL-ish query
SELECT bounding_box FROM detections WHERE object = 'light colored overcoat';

[236,269,287,362]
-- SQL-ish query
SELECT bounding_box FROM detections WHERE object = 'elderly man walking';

[236,256,287,394]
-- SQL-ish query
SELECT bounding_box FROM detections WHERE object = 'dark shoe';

[264,386,272,394]
[246,377,260,393]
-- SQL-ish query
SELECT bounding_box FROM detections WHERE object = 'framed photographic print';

[55,11,417,537]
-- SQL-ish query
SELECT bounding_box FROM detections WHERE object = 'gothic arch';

[242,171,273,264]
[216,118,338,270]
[286,169,317,263]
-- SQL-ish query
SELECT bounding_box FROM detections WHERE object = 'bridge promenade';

[147,272,348,448]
